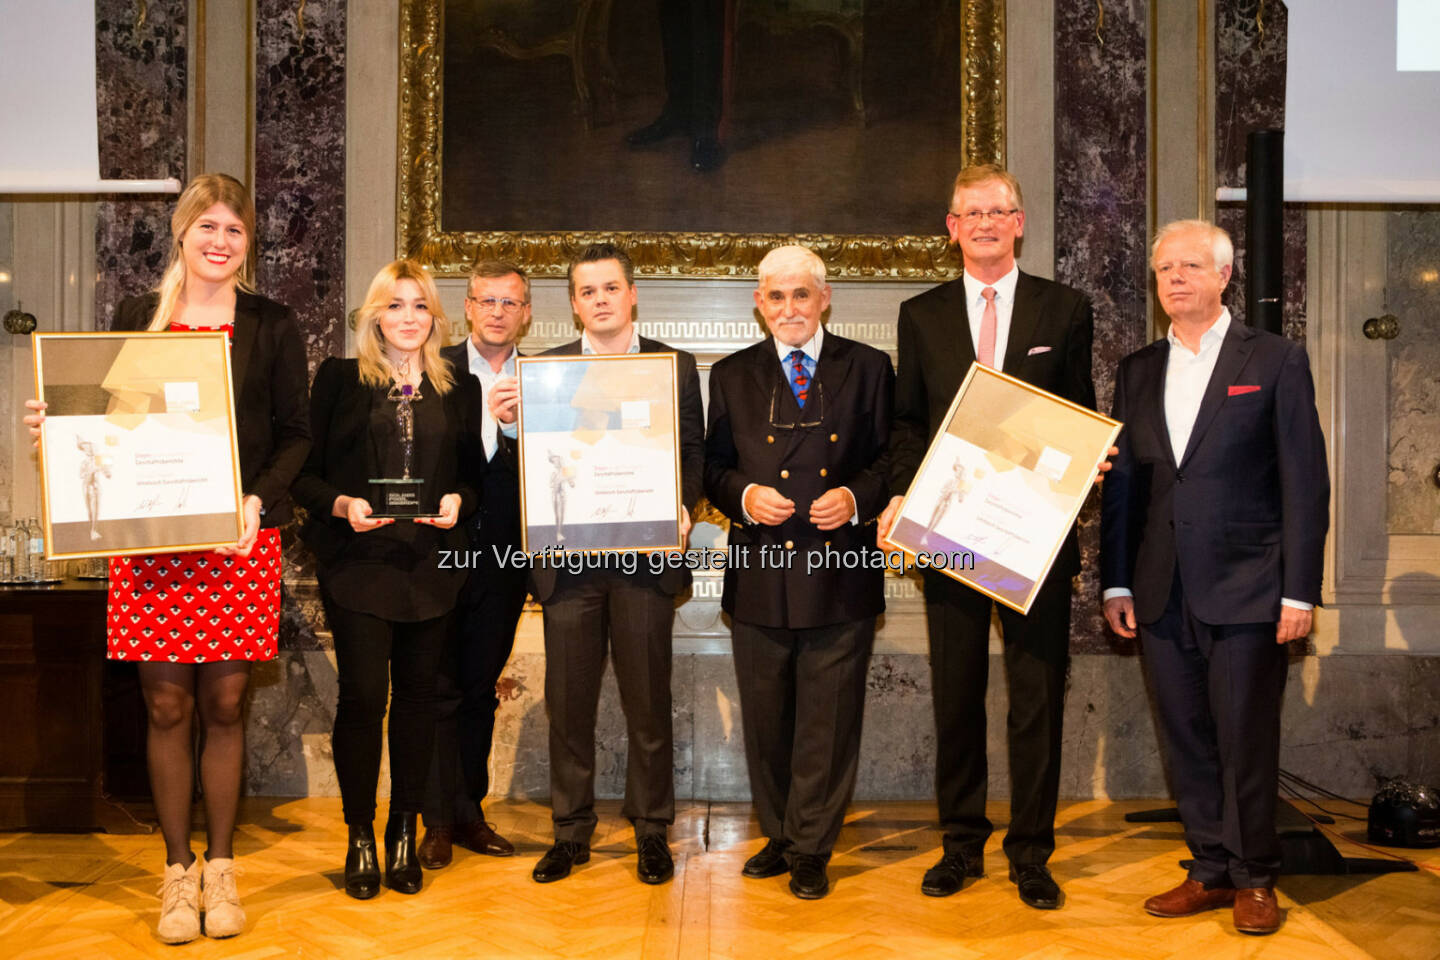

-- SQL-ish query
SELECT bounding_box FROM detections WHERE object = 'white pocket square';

[1027,345,1053,356]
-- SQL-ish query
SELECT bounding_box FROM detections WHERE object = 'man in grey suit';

[495,243,705,886]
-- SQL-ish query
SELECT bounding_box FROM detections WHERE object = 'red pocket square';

[1228,384,1261,396]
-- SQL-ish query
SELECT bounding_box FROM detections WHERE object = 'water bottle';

[24,517,45,581]
[0,522,14,582]
[5,521,28,582]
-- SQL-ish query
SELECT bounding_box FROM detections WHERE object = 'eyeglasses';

[948,208,1019,224]
[768,381,826,430]
[466,296,528,314]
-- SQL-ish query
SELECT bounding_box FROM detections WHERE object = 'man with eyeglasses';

[1100,221,1327,935]
[878,164,1096,910]
[704,245,893,899]
[419,259,533,869]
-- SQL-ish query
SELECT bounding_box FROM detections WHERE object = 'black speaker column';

[1246,129,1285,335]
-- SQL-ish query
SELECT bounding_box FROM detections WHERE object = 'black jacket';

[705,333,893,628]
[291,357,486,618]
[113,291,311,527]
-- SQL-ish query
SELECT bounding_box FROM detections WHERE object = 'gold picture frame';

[33,332,245,561]
[397,0,1005,280]
[883,363,1121,615]
[516,353,684,554]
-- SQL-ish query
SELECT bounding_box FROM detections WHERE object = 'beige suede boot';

[156,859,201,944]
[201,857,246,938]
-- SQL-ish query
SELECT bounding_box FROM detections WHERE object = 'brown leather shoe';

[1143,878,1237,917]
[417,826,453,870]
[455,820,515,857]
[1233,887,1281,935]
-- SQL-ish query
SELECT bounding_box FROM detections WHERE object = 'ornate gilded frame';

[397,0,1005,279]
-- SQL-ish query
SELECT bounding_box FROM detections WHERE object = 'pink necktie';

[978,286,998,367]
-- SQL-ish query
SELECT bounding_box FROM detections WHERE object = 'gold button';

[784,540,794,550]
[780,469,789,479]
[819,468,828,477]
[767,435,775,444]
[830,433,838,442]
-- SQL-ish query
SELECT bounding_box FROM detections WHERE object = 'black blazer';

[705,333,893,629]
[291,358,485,606]
[527,336,705,602]
[1100,321,1330,625]
[113,291,311,528]
[889,271,1095,577]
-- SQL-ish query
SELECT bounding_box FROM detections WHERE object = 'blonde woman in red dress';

[25,173,310,943]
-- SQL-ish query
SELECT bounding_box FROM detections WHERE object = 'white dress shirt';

[465,337,517,461]
[963,264,1020,371]
[581,326,641,355]
[1103,307,1310,611]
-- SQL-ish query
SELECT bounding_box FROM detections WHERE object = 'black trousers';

[731,617,875,856]
[423,562,528,828]
[541,570,675,844]
[1141,574,1289,889]
[924,567,1071,866]
[327,600,449,826]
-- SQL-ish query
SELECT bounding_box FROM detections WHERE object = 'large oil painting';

[398,0,1005,278]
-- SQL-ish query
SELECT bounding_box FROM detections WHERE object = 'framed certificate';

[33,332,245,560]
[516,353,683,553]
[884,363,1122,614]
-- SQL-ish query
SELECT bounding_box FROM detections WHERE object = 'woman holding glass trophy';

[23,173,312,943]
[292,259,486,900]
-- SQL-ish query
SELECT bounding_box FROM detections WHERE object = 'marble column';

[253,0,347,374]
[1215,0,1306,341]
[94,0,187,327]
[1054,0,1149,653]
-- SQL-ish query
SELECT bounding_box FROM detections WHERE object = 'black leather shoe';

[344,823,381,900]
[742,839,790,879]
[921,850,982,897]
[1010,863,1061,909]
[690,136,725,172]
[384,812,423,894]
[626,111,685,147]
[532,840,589,883]
[788,853,830,899]
[637,834,674,885]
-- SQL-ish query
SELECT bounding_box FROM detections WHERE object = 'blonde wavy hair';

[148,173,257,331]
[355,259,455,395]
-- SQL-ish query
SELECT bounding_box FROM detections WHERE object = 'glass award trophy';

[369,376,435,518]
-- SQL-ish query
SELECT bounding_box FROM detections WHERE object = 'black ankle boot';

[384,812,423,894]
[345,823,381,900]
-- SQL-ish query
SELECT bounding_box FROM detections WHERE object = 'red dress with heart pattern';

[105,528,282,662]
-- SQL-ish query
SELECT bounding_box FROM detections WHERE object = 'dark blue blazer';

[1100,320,1330,625]
[705,332,893,629]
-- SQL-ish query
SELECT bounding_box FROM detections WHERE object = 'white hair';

[757,245,827,289]
[1151,219,1234,273]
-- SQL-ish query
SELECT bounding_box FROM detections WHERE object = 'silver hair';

[757,245,827,290]
[1150,219,1234,273]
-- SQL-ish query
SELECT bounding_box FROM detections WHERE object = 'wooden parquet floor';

[1,799,1437,960]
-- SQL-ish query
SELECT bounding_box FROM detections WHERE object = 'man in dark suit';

[1101,220,1328,936]
[704,245,893,900]
[509,243,705,886]
[417,260,532,869]
[877,164,1096,910]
